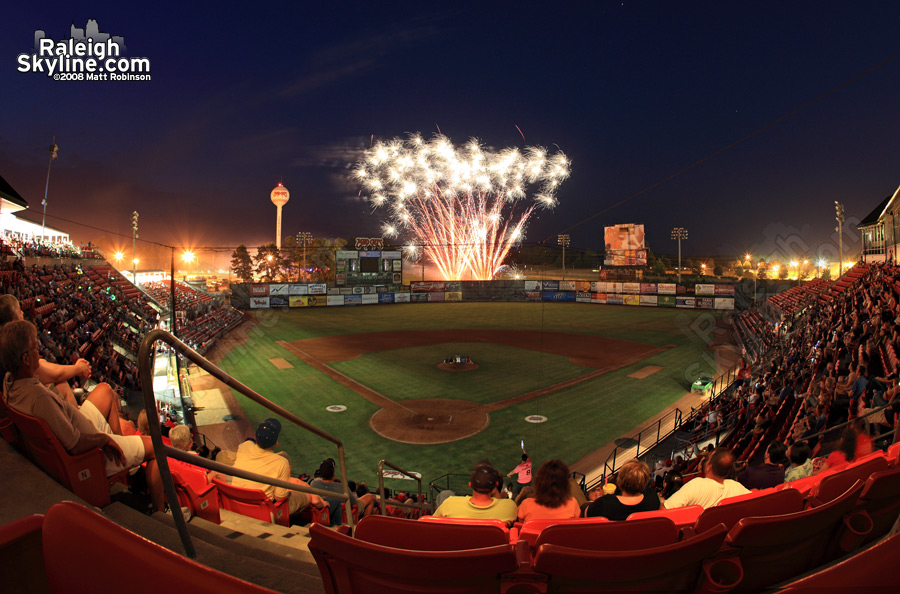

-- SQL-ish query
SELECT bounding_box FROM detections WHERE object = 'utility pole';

[131,211,139,283]
[558,234,570,281]
[42,139,59,241]
[835,201,845,278]
[671,227,688,284]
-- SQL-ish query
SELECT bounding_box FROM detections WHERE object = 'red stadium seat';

[169,460,220,524]
[308,521,518,594]
[692,487,804,535]
[356,515,510,550]
[519,516,609,548]
[626,504,704,529]
[853,466,900,545]
[887,441,900,466]
[701,481,865,593]
[535,516,680,552]
[212,477,289,526]
[807,453,889,506]
[532,523,729,593]
[416,515,517,545]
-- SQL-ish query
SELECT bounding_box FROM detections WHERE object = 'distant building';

[0,172,70,244]
[858,183,900,264]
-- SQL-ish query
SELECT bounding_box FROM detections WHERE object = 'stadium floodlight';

[558,234,570,280]
[41,138,59,243]
[296,231,312,281]
[113,251,123,262]
[131,211,139,284]
[671,227,688,284]
[182,250,194,263]
[835,201,845,276]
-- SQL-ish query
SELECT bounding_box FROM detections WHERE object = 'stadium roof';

[858,195,891,228]
[0,173,28,209]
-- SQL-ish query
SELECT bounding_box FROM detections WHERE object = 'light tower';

[270,182,290,249]
[671,227,688,284]
[835,201,845,278]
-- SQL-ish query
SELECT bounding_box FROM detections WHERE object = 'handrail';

[377,459,431,516]
[138,329,355,558]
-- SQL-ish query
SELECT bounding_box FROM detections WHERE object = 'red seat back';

[356,515,508,550]
[169,461,220,524]
[857,466,900,544]
[308,522,517,594]
[212,477,288,526]
[694,487,804,534]
[811,454,889,505]
[41,501,278,594]
[535,516,679,551]
[626,504,704,528]
[533,523,728,593]
[520,516,609,548]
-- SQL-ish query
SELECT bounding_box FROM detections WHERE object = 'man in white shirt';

[663,447,749,509]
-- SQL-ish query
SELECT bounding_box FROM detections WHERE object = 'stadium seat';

[807,453,889,507]
[535,516,680,552]
[169,460,220,524]
[212,477,289,526]
[308,521,518,594]
[31,501,278,594]
[416,515,517,545]
[532,523,729,593]
[770,531,900,593]
[626,504,704,529]
[2,402,127,508]
[356,515,510,550]
[519,516,609,548]
[853,466,900,545]
[692,487,804,535]
[887,441,900,466]
[700,481,865,593]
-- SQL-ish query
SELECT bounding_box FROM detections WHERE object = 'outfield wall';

[231,280,734,311]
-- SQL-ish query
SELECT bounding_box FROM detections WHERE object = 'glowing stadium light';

[113,251,124,262]
[790,261,798,267]
[182,250,195,264]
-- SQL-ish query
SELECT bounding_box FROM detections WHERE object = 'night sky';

[2,2,899,267]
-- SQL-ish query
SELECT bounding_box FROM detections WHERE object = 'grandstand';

[1,253,899,592]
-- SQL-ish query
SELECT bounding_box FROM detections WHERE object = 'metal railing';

[595,408,683,489]
[377,459,431,516]
[138,329,355,558]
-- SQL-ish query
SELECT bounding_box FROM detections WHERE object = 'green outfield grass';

[217,302,720,486]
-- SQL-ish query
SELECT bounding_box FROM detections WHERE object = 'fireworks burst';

[354,134,570,280]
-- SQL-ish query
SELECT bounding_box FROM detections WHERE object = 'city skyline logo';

[17,19,151,81]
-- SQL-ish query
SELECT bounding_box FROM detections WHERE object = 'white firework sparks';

[355,134,570,280]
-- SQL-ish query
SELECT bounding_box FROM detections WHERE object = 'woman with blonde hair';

[584,459,660,520]
[516,459,580,522]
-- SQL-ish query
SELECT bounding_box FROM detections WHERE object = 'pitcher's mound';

[437,362,479,372]
[370,399,489,444]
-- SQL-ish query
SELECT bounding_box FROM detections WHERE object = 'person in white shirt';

[663,447,749,509]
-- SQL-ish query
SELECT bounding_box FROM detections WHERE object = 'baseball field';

[215,302,724,487]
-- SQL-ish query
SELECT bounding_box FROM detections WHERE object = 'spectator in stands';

[658,470,684,505]
[230,419,324,524]
[168,424,194,453]
[310,458,360,525]
[506,453,532,496]
[737,440,787,490]
[663,447,749,509]
[584,459,659,520]
[516,459,581,522]
[432,462,517,525]
[785,441,813,482]
[1,320,165,511]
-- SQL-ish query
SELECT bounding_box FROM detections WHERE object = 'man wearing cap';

[431,462,517,525]
[231,418,323,520]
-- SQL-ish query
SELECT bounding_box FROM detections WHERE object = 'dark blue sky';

[2,2,899,263]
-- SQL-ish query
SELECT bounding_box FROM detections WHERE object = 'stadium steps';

[102,502,325,593]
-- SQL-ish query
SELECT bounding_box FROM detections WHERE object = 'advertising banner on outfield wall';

[714,297,735,310]
[576,291,592,302]
[250,284,269,296]
[250,296,269,309]
[461,280,526,302]
[658,295,676,307]
[542,291,575,302]
[715,284,735,296]
[640,295,658,306]
[362,294,378,305]
[542,280,560,291]
[658,283,677,295]
[607,294,623,305]
[695,284,715,296]
[575,281,591,292]
[344,295,362,305]
[591,281,604,292]
[289,284,309,295]
[445,291,462,301]
[270,296,289,307]
[410,293,428,302]
[378,293,395,304]
[446,281,462,292]
[411,281,445,292]
[394,293,411,303]
[289,296,308,307]
[335,250,359,259]
[526,291,541,301]
[559,281,576,291]
[309,283,327,295]
[592,292,607,304]
[677,297,696,308]
[623,282,640,294]
[427,292,445,302]
[696,297,714,309]
[640,283,658,294]
[269,284,289,296]
[307,296,327,307]
[623,294,640,306]
[525,281,541,291]
[326,295,344,306]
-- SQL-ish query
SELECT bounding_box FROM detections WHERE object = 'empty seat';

[308,521,518,594]
[854,466,900,545]
[169,460,220,524]
[693,488,804,535]
[212,477,289,526]
[532,523,728,593]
